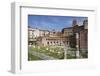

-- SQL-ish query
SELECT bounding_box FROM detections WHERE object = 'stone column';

[64,44,68,59]
[76,33,80,58]
[64,47,67,59]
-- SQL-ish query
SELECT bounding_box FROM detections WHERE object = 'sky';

[28,15,88,31]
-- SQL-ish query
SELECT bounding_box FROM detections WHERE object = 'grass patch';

[28,52,42,61]
[67,54,76,59]
[29,46,64,59]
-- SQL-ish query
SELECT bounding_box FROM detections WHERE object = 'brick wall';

[79,29,88,51]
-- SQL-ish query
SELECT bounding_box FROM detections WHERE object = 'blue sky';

[28,15,87,31]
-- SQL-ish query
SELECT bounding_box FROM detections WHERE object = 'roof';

[62,27,72,33]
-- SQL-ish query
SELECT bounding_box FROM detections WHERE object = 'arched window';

[50,42,52,45]
[47,42,49,45]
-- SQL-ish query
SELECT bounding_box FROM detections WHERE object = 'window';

[47,42,49,45]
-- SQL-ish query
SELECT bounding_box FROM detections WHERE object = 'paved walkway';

[29,50,58,60]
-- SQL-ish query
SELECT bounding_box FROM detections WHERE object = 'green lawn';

[28,46,64,59]
[28,45,87,60]
[28,45,88,60]
[66,48,76,59]
[28,52,42,61]
[67,54,76,59]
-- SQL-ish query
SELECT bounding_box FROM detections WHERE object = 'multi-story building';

[28,26,36,45]
[28,19,88,52]
[79,20,88,51]
[37,35,70,47]
[28,19,88,58]
[71,19,88,58]
[28,26,50,45]
[62,27,73,37]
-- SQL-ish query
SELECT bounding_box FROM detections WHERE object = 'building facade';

[28,19,88,52]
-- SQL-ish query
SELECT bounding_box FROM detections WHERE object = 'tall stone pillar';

[64,43,68,59]
[64,48,67,59]
[76,33,80,58]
